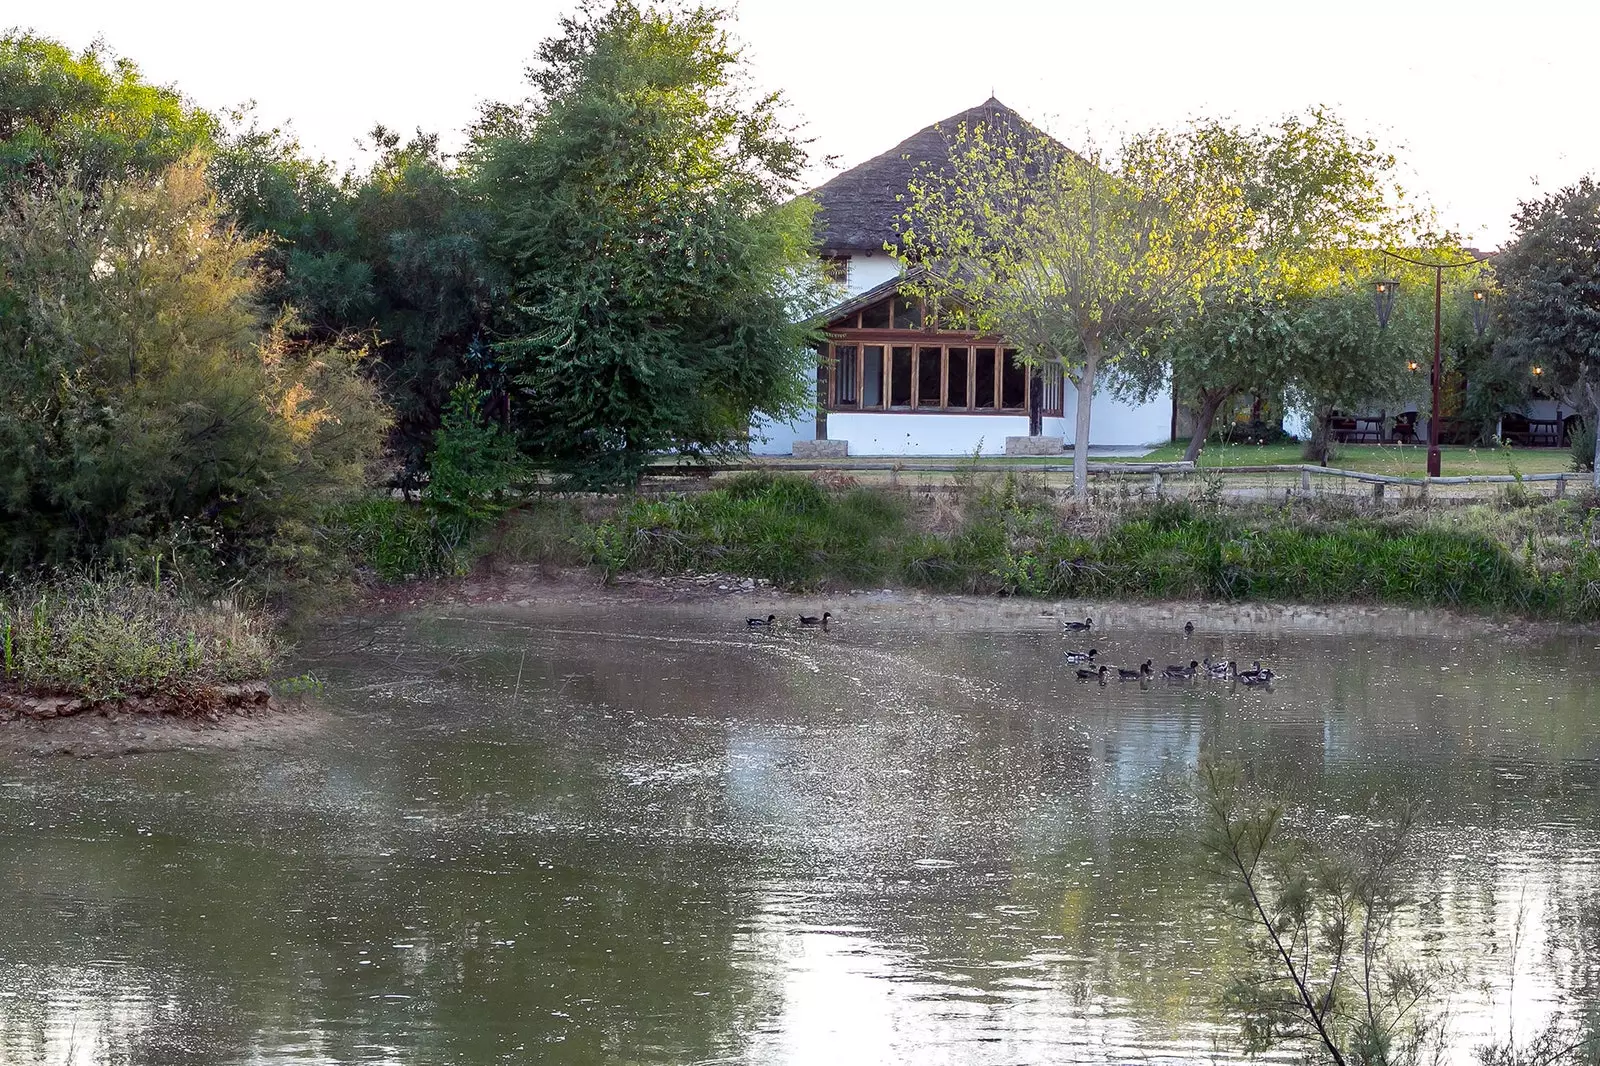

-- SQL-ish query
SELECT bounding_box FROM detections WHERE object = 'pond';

[0,600,1596,1065]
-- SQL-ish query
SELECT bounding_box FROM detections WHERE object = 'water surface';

[1,602,1596,1064]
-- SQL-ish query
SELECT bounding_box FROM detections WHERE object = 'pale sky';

[28,0,1600,246]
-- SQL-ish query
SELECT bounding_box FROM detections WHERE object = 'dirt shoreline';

[370,564,1577,640]
[0,687,326,759]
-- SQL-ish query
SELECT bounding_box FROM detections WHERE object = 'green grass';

[1,573,279,701]
[585,472,1600,621]
[1146,439,1576,477]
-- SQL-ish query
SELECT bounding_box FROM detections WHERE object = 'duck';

[1116,659,1154,681]
[1203,658,1237,679]
[1240,669,1276,687]
[1184,621,1195,635]
[1076,665,1108,682]
[798,612,832,627]
[1064,648,1098,664]
[1163,659,1200,679]
[1238,660,1266,681]
[747,614,777,628]
[1062,617,1094,633]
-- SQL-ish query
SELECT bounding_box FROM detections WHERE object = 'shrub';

[1,573,278,701]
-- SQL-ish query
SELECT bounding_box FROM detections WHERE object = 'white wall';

[826,412,1032,456]
[843,253,901,297]
[1060,384,1173,446]
[748,410,816,455]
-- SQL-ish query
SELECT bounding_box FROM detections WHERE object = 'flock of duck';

[1060,616,1278,688]
[744,609,1278,688]
[746,612,830,628]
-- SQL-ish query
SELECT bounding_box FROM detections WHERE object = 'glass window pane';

[892,297,923,330]
[862,346,884,407]
[946,348,969,409]
[1001,349,1027,409]
[834,344,858,406]
[975,347,997,409]
[889,346,913,408]
[917,347,942,408]
[860,299,891,330]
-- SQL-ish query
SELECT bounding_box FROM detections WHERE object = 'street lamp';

[1373,253,1493,478]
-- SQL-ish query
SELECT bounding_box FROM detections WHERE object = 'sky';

[27,0,1600,246]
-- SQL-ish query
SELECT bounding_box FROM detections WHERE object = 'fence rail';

[640,457,1593,502]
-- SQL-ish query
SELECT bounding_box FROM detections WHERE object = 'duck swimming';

[1184,621,1195,634]
[1116,660,1154,681]
[798,612,832,626]
[1064,648,1098,664]
[1076,665,1108,682]
[1062,617,1093,632]
[1238,660,1266,681]
[747,614,777,627]
[1240,669,1276,687]
[1163,659,1200,679]
[1203,658,1237,679]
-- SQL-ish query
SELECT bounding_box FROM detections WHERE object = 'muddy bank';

[0,684,325,758]
[387,565,1574,641]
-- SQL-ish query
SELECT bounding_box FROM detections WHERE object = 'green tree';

[1098,110,1412,464]
[0,161,388,578]
[211,120,500,480]
[900,117,1258,497]
[469,0,830,489]
[0,33,217,193]
[1493,176,1600,487]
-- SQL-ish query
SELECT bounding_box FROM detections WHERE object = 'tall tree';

[1133,110,1414,461]
[211,120,500,479]
[0,33,216,194]
[470,0,830,488]
[899,118,1255,497]
[0,162,388,574]
[1494,176,1600,487]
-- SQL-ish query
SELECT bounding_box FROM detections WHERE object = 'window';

[822,255,849,284]
[917,347,942,408]
[892,297,923,330]
[889,346,913,407]
[1001,349,1026,409]
[834,344,858,406]
[862,345,884,407]
[860,299,891,329]
[946,347,969,409]
[975,347,997,408]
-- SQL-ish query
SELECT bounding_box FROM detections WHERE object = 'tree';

[1494,176,1600,488]
[0,33,216,194]
[900,117,1259,497]
[1119,110,1413,462]
[0,161,388,576]
[211,120,500,481]
[469,0,831,488]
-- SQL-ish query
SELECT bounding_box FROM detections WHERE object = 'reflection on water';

[0,603,1597,1064]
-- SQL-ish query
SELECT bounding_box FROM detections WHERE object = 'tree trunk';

[1072,346,1100,500]
[1592,394,1600,492]
[1184,391,1230,463]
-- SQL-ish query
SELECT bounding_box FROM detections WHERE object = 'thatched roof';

[809,97,1036,253]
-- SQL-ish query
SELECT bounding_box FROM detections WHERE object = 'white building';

[750,98,1175,458]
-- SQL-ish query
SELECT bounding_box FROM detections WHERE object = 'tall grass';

[586,472,1600,621]
[0,573,278,701]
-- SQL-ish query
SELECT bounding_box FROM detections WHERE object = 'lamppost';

[1372,253,1492,478]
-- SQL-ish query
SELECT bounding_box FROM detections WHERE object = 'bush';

[1,573,278,701]
[1571,416,1596,473]
[0,163,388,582]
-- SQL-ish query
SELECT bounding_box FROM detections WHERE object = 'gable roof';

[808,97,1036,253]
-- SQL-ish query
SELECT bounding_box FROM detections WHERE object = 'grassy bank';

[0,574,278,702]
[566,472,1600,622]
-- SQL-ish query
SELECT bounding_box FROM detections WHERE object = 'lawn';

[1143,439,1577,477]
